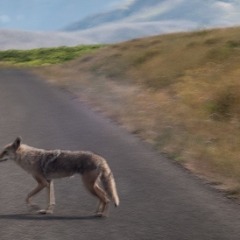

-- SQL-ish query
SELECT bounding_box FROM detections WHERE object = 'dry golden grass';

[33,26,240,198]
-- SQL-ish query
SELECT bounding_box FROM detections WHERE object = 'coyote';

[0,137,119,217]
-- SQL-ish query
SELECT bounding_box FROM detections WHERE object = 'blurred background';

[1,0,240,49]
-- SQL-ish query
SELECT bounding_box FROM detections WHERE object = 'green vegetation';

[0,45,104,66]
[32,26,240,198]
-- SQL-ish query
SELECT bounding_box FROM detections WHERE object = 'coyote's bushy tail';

[100,161,119,207]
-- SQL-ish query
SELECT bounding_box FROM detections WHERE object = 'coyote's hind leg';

[94,184,110,217]
[96,199,104,215]
[82,170,110,217]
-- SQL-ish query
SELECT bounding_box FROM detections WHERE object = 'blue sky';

[0,0,128,31]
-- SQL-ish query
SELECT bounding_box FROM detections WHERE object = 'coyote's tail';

[100,161,119,207]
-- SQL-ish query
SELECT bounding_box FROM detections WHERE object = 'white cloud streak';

[0,20,198,50]
[210,1,240,26]
[118,0,185,22]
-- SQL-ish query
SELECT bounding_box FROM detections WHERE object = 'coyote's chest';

[16,149,61,176]
[15,156,39,175]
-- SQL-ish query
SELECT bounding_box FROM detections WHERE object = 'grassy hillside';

[11,26,240,197]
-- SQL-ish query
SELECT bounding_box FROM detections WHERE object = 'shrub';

[0,45,104,65]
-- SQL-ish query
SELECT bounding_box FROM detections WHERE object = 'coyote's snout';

[0,137,119,217]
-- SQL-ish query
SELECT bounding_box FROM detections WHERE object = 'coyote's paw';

[38,209,53,214]
[95,212,107,218]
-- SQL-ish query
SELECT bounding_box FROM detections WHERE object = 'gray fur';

[0,137,119,216]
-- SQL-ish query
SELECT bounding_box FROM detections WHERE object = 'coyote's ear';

[12,136,22,150]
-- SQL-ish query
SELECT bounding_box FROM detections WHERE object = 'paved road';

[1,69,240,240]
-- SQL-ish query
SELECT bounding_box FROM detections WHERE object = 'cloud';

[0,15,11,23]
[76,20,198,43]
[214,1,235,12]
[211,1,240,26]
[0,29,96,50]
[106,0,135,10]
[122,0,185,22]
[0,20,198,50]
[118,0,136,10]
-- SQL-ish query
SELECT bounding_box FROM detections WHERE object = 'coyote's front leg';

[38,180,55,214]
[26,175,49,211]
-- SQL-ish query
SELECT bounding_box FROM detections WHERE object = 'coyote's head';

[0,137,21,162]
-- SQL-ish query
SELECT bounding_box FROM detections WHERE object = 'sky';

[1,0,240,33]
[0,0,128,31]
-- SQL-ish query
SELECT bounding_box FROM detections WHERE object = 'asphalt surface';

[1,69,240,240]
